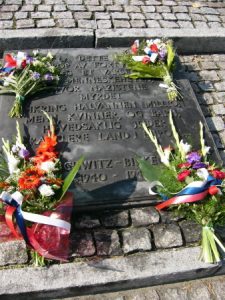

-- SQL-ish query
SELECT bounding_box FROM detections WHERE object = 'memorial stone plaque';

[0,49,221,210]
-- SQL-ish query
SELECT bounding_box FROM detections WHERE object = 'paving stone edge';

[0,28,94,54]
[1,28,225,54]
[1,246,225,299]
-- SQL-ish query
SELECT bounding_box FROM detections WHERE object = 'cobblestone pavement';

[63,275,225,299]
[0,0,225,30]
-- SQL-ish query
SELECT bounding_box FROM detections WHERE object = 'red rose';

[177,162,191,169]
[142,56,150,64]
[211,170,225,180]
[21,60,27,69]
[150,44,158,53]
[208,185,219,195]
[131,44,138,54]
[177,170,191,182]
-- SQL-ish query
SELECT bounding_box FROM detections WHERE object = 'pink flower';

[142,56,150,64]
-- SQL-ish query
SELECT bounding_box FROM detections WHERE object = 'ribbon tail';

[27,228,68,262]
[156,190,209,211]
[5,206,21,239]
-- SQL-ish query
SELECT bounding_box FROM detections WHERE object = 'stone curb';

[95,28,225,54]
[1,246,224,299]
[1,28,225,55]
[0,28,94,55]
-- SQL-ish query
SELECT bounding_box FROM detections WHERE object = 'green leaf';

[136,156,164,182]
[59,156,84,201]
[185,176,194,185]
[166,42,175,71]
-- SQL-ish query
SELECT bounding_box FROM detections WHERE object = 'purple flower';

[26,56,34,64]
[187,152,201,164]
[192,162,207,170]
[44,73,54,81]
[158,49,167,61]
[32,72,40,80]
[18,148,30,159]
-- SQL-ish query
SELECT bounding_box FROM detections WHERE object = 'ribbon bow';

[0,191,71,261]
[150,168,222,211]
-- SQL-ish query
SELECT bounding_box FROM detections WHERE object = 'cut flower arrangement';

[0,112,84,265]
[137,111,225,264]
[0,50,59,118]
[115,38,179,101]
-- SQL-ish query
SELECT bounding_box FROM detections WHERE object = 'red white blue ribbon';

[149,168,222,211]
[0,191,71,261]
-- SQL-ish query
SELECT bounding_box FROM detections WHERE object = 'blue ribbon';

[161,175,222,202]
[4,197,29,244]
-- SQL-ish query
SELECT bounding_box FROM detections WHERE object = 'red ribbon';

[0,192,73,261]
[156,190,209,211]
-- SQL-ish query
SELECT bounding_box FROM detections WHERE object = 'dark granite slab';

[0,49,221,210]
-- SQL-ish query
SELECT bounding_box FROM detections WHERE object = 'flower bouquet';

[137,111,225,264]
[0,51,59,118]
[115,39,179,101]
[0,112,84,265]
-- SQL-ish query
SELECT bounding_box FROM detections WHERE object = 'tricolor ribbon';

[150,168,222,211]
[0,191,71,261]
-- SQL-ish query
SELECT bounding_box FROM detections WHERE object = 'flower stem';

[8,94,25,118]
[200,226,221,264]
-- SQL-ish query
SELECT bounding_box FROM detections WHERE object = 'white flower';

[3,75,14,86]
[161,156,170,167]
[47,52,53,59]
[203,146,210,155]
[7,153,20,174]
[163,146,172,160]
[33,49,39,56]
[180,140,191,154]
[16,52,26,68]
[197,168,209,181]
[39,160,56,172]
[38,184,55,197]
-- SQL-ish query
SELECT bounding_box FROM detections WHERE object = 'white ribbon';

[0,191,71,232]
[132,56,145,62]
[149,168,210,196]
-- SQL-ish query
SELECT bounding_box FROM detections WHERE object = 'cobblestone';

[100,211,129,228]
[206,116,224,132]
[16,19,35,28]
[74,215,101,229]
[122,228,152,254]
[179,220,201,243]
[97,19,112,28]
[152,224,183,249]
[0,0,225,30]
[146,20,160,27]
[130,207,160,226]
[71,232,96,257]
[37,19,55,27]
[57,19,76,27]
[14,12,28,19]
[94,230,122,256]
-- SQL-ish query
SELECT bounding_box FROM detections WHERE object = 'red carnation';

[211,170,225,180]
[177,170,191,182]
[208,185,219,195]
[177,162,191,169]
[142,56,150,64]
[150,44,158,53]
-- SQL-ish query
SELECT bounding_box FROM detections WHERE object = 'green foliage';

[172,196,225,227]
[136,156,165,182]
[59,156,84,201]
